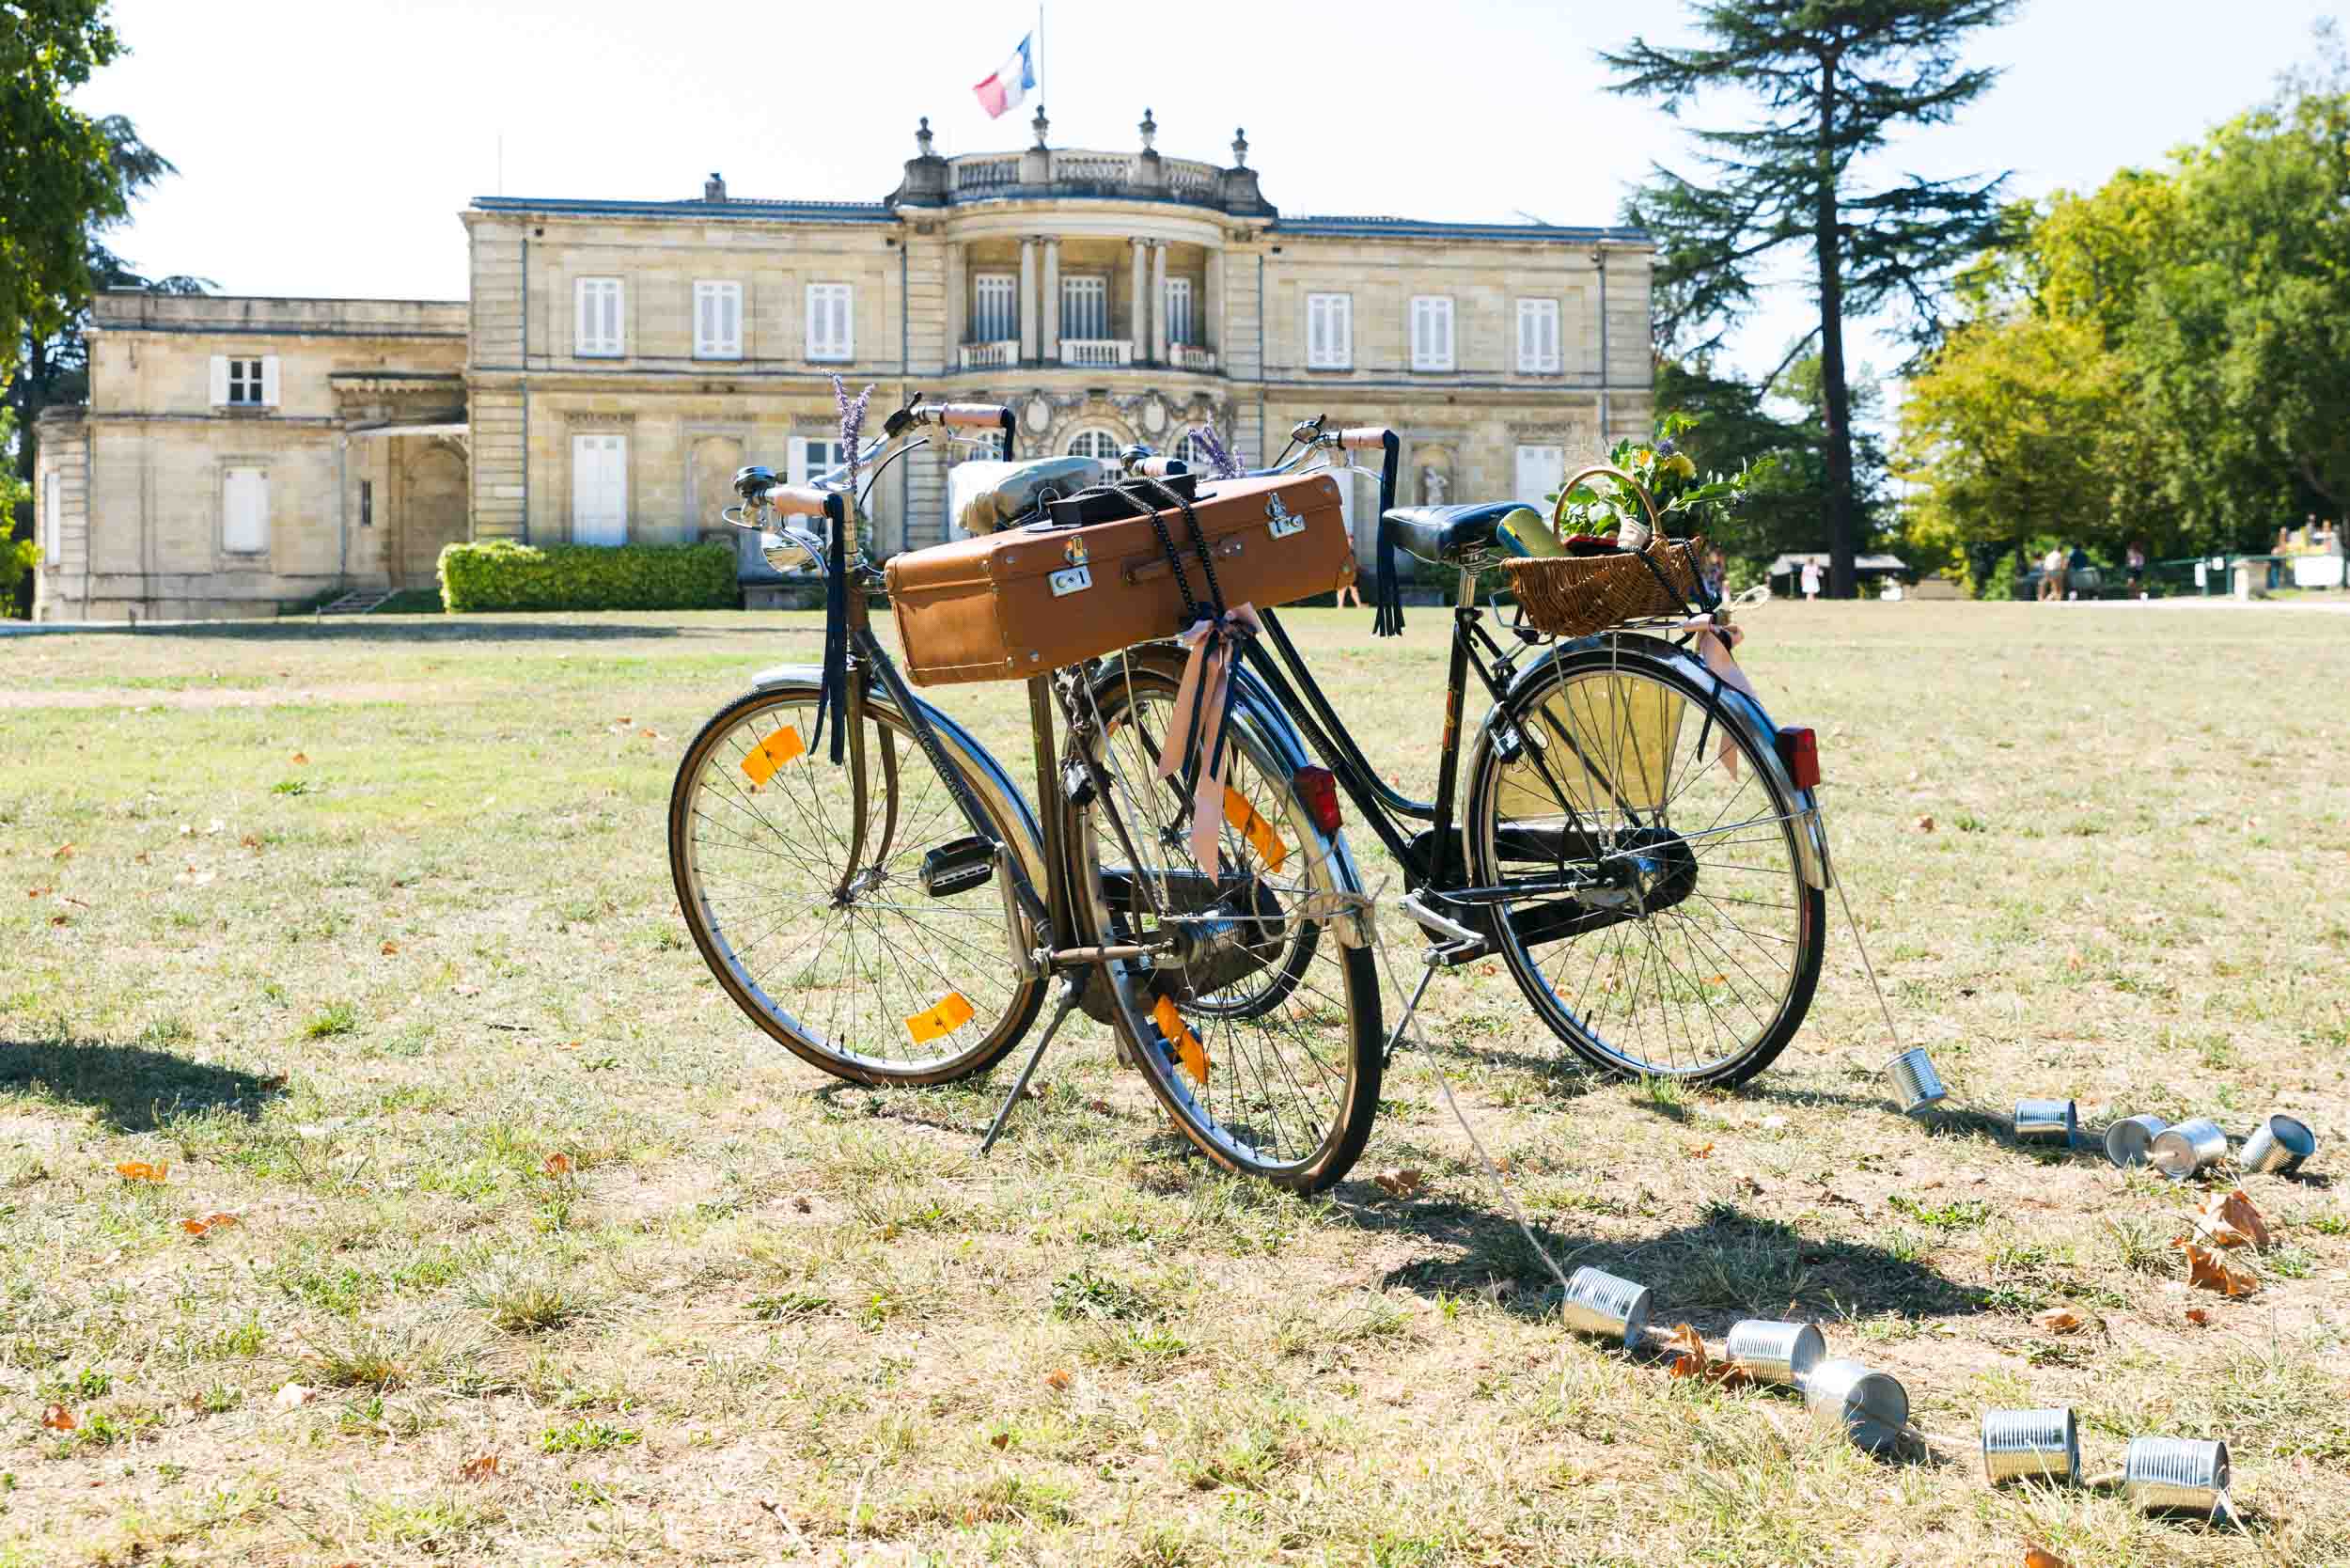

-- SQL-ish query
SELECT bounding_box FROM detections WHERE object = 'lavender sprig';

[1187,424,1245,480]
[832,375,876,496]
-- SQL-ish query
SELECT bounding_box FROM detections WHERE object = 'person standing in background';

[1800,557,1821,601]
[2126,539,2148,599]
[2040,545,2067,602]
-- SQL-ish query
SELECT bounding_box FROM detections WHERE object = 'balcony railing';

[931,149,1272,217]
[1169,344,1217,372]
[959,338,1019,370]
[1059,338,1133,368]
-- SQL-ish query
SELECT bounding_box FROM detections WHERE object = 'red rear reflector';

[1775,727,1821,792]
[1294,766,1342,835]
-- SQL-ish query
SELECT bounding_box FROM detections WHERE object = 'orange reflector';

[1152,995,1211,1087]
[740,724,807,785]
[904,991,976,1044]
[1221,786,1288,873]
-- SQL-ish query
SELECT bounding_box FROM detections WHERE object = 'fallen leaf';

[40,1403,76,1432]
[1912,814,1935,833]
[1738,1175,1766,1197]
[54,842,75,860]
[1084,1098,1113,1115]
[2186,1308,2215,1327]
[49,913,68,927]
[2024,1546,2070,1568]
[2177,1241,2259,1296]
[290,752,309,765]
[258,1074,289,1092]
[542,1152,573,1177]
[1043,1369,1072,1392]
[638,729,658,740]
[791,1195,811,1214]
[459,1452,500,1481]
[115,1160,168,1184]
[2035,1308,2086,1335]
[133,851,150,865]
[180,1213,240,1237]
[2194,1187,2273,1251]
[273,1382,318,1411]
[1686,1141,1715,1160]
[1663,1322,1708,1379]
[26,886,49,899]
[239,834,263,851]
[988,1432,1010,1450]
[612,717,631,726]
[380,939,400,955]
[1371,1168,1424,1198]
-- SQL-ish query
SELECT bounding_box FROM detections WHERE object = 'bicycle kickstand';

[978,970,1088,1156]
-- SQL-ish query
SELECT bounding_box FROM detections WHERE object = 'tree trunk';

[1814,55,1858,599]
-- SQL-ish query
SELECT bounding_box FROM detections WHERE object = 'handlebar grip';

[758,484,836,519]
[1127,455,1185,478]
[1339,427,1393,451]
[920,401,1012,431]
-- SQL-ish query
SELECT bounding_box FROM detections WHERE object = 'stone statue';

[1419,463,1449,508]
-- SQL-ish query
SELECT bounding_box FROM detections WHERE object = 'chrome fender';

[1478,633,1830,892]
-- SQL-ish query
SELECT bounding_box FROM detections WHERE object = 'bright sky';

[79,0,2341,384]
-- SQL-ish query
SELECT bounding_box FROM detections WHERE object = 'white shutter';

[1518,300,1559,373]
[1413,297,1453,370]
[605,281,623,354]
[260,355,281,407]
[1518,303,1535,369]
[575,279,595,353]
[722,286,740,356]
[787,436,809,485]
[1307,297,1326,366]
[1334,295,1351,368]
[209,355,229,406]
[1514,445,1565,507]
[576,278,623,356]
[572,434,627,544]
[223,467,268,553]
[695,281,743,358]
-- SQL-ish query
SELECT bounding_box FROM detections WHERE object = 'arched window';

[1064,428,1121,461]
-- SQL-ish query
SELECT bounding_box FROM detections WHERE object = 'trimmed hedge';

[438,540,737,612]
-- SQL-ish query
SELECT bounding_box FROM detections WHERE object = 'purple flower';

[1187,424,1245,479]
[833,375,875,494]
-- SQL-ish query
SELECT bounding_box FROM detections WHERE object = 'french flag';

[973,34,1035,119]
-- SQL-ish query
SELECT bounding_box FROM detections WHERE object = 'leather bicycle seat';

[1381,500,1538,565]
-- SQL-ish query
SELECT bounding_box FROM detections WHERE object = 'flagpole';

[1036,3,1044,110]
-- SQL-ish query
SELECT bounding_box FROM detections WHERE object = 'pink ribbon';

[1675,617,1759,777]
[1157,603,1261,878]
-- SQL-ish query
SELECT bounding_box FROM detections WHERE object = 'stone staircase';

[321,589,396,616]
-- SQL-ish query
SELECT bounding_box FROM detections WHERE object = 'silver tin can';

[1981,1406,2081,1485]
[2239,1113,2315,1175]
[1724,1319,1825,1387]
[2013,1098,2079,1148]
[1882,1048,1947,1116]
[2104,1113,2169,1168]
[1560,1264,1651,1347]
[2122,1435,2230,1515]
[1803,1358,1909,1454]
[2150,1118,2230,1181]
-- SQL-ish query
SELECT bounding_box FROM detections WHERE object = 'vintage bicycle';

[666,396,1384,1191]
[1204,418,1832,1085]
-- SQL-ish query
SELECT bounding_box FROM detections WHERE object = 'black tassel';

[1373,527,1404,637]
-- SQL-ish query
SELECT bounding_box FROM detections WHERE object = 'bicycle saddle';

[1381,500,1551,565]
[949,456,1106,536]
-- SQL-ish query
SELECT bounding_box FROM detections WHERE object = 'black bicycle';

[1209,419,1830,1085]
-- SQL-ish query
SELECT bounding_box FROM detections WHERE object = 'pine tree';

[1606,1,2017,596]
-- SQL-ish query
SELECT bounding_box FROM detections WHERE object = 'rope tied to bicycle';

[1674,614,1758,776]
[1159,601,1262,878]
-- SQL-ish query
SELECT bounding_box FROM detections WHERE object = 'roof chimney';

[704,171,727,202]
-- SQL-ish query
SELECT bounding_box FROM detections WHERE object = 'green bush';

[438,540,737,613]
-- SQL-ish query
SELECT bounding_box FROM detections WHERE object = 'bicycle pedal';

[1428,937,1492,968]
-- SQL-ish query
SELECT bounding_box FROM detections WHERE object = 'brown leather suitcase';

[885,472,1355,686]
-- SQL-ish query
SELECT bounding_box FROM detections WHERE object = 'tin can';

[1803,1358,1909,1454]
[2013,1098,2079,1148]
[1981,1406,2080,1485]
[2239,1113,2315,1175]
[2122,1435,2230,1515]
[1882,1048,1946,1116]
[2104,1113,2169,1169]
[1560,1264,1651,1347]
[2150,1118,2230,1181]
[1724,1319,1824,1388]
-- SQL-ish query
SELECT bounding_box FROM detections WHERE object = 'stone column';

[1018,239,1038,362]
[1203,248,1224,356]
[1130,238,1149,363]
[944,242,964,367]
[1150,242,1168,365]
[1042,237,1061,363]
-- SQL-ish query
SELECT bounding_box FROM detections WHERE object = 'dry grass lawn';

[2,599,2345,1567]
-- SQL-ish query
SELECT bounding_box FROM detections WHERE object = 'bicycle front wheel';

[1465,640,1825,1086]
[669,680,1048,1085]
[1060,649,1383,1192]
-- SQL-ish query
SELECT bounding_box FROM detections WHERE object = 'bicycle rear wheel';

[1465,640,1824,1086]
[669,680,1047,1085]
[1059,650,1382,1192]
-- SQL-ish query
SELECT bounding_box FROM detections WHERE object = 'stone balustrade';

[959,340,1019,370]
[1059,338,1133,368]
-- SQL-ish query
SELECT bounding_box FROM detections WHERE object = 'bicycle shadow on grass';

[1334,1189,1996,1332]
[0,1036,286,1132]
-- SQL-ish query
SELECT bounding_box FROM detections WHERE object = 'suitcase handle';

[1123,538,1243,586]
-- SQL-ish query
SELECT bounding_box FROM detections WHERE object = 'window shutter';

[721,286,740,355]
[260,355,281,407]
[1308,297,1325,365]
[787,436,809,485]
[696,286,713,354]
[1335,296,1350,367]
[224,468,268,553]
[209,355,229,406]
[1518,303,1534,368]
[575,280,594,353]
[605,282,623,354]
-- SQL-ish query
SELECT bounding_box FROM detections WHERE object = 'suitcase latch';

[1049,563,1093,597]
[1266,493,1305,541]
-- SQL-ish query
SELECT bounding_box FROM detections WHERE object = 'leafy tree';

[1605,1,2019,596]
[1,1,127,392]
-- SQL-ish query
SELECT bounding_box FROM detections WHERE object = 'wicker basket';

[1501,463,1707,637]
